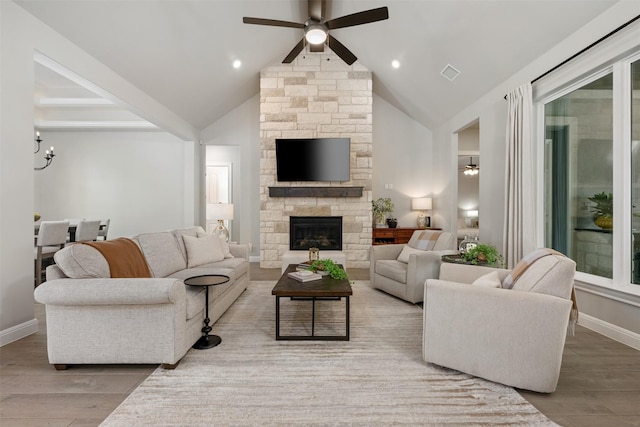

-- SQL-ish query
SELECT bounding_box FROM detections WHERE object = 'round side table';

[184,274,230,349]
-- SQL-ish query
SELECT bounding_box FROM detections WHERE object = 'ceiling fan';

[461,157,480,176]
[242,0,389,65]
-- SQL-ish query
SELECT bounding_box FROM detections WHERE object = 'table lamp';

[207,203,234,241]
[411,197,432,228]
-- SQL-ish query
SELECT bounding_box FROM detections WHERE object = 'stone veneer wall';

[259,52,373,269]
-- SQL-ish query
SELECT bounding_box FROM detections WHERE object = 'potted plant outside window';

[588,192,613,229]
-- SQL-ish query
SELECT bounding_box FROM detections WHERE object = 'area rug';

[101,281,556,426]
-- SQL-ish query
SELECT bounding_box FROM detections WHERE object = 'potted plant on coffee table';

[462,244,504,267]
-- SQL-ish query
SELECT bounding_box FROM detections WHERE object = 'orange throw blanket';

[81,238,151,278]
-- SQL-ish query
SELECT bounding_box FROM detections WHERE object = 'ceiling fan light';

[305,24,327,44]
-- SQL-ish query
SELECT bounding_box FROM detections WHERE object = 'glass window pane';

[632,59,640,284]
[544,73,613,278]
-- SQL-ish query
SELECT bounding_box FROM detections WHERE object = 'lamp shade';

[207,203,234,220]
[467,210,479,217]
[411,197,432,211]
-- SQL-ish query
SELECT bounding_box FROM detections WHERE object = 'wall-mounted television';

[275,138,350,182]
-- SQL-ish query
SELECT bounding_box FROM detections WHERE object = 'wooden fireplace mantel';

[268,186,364,198]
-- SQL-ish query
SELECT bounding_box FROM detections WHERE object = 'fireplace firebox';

[289,216,342,251]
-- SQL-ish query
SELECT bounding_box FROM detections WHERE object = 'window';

[544,73,613,278]
[542,51,640,287]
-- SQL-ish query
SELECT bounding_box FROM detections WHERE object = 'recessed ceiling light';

[391,60,400,69]
[233,60,242,69]
[440,64,461,81]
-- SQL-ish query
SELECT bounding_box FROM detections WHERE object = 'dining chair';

[74,220,101,242]
[97,218,110,240]
[34,220,70,286]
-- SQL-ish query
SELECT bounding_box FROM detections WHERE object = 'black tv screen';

[275,138,350,182]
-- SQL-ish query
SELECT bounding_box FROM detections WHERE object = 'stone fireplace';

[290,216,342,251]
[259,51,373,269]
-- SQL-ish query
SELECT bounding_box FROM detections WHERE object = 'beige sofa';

[423,253,576,393]
[34,226,249,369]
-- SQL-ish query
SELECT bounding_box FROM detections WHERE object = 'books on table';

[288,270,323,282]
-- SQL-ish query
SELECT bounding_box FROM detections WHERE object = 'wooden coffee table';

[271,264,352,341]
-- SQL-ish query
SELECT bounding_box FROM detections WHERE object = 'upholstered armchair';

[422,251,576,393]
[370,230,456,303]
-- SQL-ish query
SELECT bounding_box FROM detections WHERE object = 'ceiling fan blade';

[326,6,388,30]
[282,38,306,63]
[310,43,325,52]
[243,17,305,29]
[308,0,326,21]
[327,35,357,65]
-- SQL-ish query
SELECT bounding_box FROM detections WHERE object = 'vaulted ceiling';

[19,0,620,134]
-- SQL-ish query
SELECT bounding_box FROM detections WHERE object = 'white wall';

[201,95,261,258]
[0,1,197,345]
[372,94,433,228]
[0,1,39,344]
[34,131,192,238]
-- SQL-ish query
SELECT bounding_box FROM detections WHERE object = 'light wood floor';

[1,264,639,426]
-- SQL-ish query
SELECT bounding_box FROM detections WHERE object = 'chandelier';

[34,131,56,171]
[463,157,479,176]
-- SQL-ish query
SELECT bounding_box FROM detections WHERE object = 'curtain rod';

[504,14,640,100]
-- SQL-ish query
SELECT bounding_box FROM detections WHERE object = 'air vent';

[440,64,461,81]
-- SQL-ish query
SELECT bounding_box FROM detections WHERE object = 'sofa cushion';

[375,259,407,284]
[54,244,110,279]
[183,234,225,268]
[397,246,425,263]
[172,227,205,262]
[471,271,502,288]
[196,230,234,259]
[135,232,186,278]
[509,255,575,300]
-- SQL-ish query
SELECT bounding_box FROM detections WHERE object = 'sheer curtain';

[504,83,535,268]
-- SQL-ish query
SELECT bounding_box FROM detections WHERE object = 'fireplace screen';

[290,216,342,251]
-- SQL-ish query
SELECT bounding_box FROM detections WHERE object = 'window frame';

[533,25,640,300]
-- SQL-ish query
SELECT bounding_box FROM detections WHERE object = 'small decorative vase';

[386,218,398,228]
[459,236,478,254]
[594,215,613,230]
[308,247,319,262]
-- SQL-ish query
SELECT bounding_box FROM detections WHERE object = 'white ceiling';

[19,0,620,133]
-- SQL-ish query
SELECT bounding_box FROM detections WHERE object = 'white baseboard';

[0,318,39,347]
[578,313,640,351]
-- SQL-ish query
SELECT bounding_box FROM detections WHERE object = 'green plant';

[309,259,348,280]
[372,197,394,222]
[588,192,613,218]
[462,244,504,267]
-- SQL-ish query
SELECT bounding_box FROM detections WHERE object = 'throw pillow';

[219,235,234,258]
[397,246,425,263]
[471,271,502,288]
[407,230,442,250]
[197,230,234,258]
[183,234,225,268]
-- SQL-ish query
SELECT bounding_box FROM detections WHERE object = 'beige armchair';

[422,251,576,393]
[370,230,455,303]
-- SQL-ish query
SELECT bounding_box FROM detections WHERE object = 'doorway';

[456,121,480,246]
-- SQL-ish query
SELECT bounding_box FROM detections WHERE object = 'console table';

[372,227,441,245]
